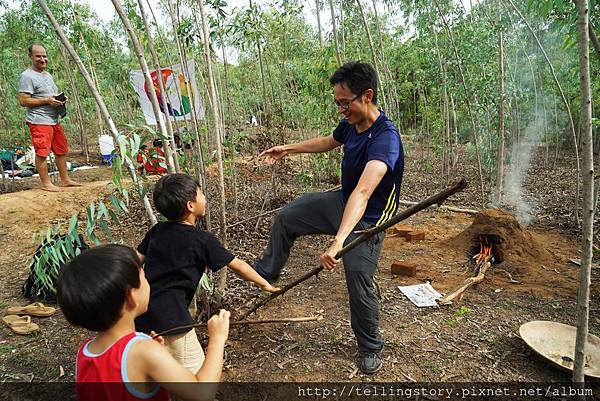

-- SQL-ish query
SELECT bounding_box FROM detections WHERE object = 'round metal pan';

[519,320,600,378]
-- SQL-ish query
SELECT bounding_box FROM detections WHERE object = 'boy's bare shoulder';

[128,336,166,363]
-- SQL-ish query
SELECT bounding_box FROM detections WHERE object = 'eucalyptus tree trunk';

[137,0,180,172]
[450,93,459,170]
[339,0,345,55]
[573,0,594,384]
[355,0,388,113]
[166,0,211,230]
[199,0,229,292]
[589,22,600,60]
[0,85,9,191]
[433,0,486,207]
[111,0,175,174]
[217,23,233,126]
[506,0,580,225]
[370,0,396,115]
[59,46,88,163]
[315,0,324,49]
[249,0,269,126]
[432,27,450,183]
[496,31,506,203]
[37,0,157,226]
[78,32,104,138]
[118,85,134,122]
[328,0,342,66]
[541,81,549,166]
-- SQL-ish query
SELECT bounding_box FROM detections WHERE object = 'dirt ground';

[0,139,599,388]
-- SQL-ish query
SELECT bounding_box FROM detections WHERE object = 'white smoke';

[496,115,546,226]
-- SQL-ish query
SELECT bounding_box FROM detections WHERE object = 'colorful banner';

[129,60,204,125]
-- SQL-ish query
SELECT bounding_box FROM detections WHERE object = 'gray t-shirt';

[18,68,59,125]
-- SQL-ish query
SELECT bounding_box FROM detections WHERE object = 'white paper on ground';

[73,165,99,171]
[398,283,443,307]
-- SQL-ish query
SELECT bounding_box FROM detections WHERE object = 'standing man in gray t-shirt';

[18,44,80,191]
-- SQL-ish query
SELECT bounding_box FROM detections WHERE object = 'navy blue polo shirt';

[333,110,404,225]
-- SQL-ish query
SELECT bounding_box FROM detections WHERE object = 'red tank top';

[76,332,170,401]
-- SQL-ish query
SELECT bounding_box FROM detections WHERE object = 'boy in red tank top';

[58,244,229,401]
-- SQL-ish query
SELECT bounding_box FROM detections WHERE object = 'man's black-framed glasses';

[333,91,364,111]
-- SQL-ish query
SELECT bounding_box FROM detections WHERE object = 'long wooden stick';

[153,315,323,338]
[239,179,468,320]
[437,260,492,305]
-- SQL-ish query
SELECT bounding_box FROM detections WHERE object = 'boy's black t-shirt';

[135,221,234,335]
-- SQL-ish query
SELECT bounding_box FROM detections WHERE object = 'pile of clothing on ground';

[0,146,85,179]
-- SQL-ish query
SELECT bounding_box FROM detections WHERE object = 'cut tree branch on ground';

[153,315,323,338]
[238,178,468,320]
[437,260,492,305]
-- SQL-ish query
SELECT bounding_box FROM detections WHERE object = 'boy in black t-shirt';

[135,173,279,373]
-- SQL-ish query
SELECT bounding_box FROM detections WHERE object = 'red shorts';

[27,122,69,158]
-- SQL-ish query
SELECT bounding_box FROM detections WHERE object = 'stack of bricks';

[391,225,426,242]
[389,223,426,277]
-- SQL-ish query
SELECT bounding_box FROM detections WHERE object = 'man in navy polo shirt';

[256,61,404,374]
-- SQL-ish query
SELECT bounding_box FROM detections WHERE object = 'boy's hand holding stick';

[238,179,468,320]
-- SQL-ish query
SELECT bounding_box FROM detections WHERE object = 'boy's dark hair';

[153,173,200,220]
[57,244,140,332]
[329,61,378,105]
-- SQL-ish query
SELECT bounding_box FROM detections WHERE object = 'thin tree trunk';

[496,32,506,203]
[59,46,88,163]
[370,0,395,115]
[432,27,450,183]
[315,0,324,49]
[328,0,342,66]
[118,85,134,122]
[166,0,211,230]
[433,0,486,207]
[37,0,157,226]
[137,0,180,172]
[248,0,269,126]
[78,32,104,139]
[339,0,345,56]
[0,86,9,191]
[355,0,388,113]
[111,0,175,174]
[573,0,594,383]
[589,22,600,61]
[450,93,459,172]
[217,24,233,127]
[541,81,549,167]
[506,0,580,225]
[198,0,229,292]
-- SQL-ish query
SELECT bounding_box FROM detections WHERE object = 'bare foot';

[61,180,82,187]
[41,184,61,192]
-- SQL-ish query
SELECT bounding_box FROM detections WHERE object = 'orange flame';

[474,236,493,266]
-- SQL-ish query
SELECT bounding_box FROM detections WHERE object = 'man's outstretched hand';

[320,239,343,271]
[259,145,288,164]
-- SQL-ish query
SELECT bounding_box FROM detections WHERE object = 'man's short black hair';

[153,173,201,220]
[329,61,378,105]
[28,44,45,56]
[57,244,141,332]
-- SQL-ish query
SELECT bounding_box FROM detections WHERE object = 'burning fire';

[473,235,494,272]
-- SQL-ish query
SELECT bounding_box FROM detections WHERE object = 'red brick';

[393,225,413,237]
[406,230,425,242]
[391,261,417,277]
